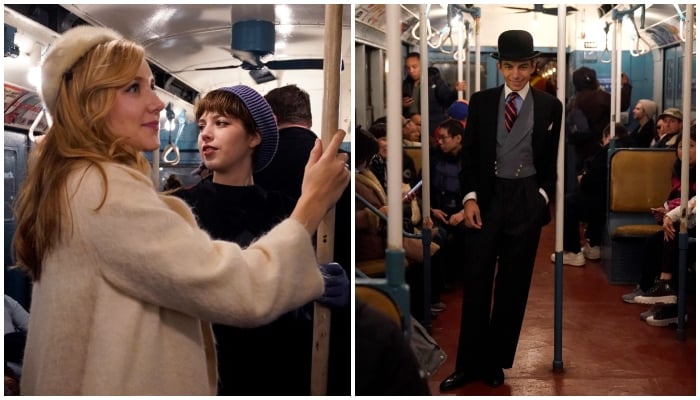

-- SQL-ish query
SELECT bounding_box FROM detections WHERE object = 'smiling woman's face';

[106,60,165,151]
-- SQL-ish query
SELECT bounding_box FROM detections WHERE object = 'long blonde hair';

[13,39,153,280]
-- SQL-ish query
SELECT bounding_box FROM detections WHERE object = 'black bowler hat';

[490,30,541,61]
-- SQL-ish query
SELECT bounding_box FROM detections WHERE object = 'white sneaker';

[582,243,600,260]
[550,251,586,267]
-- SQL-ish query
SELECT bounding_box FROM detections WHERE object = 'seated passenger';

[4,294,29,386]
[355,126,430,265]
[355,299,430,396]
[355,126,386,264]
[368,122,419,191]
[652,108,683,148]
[402,116,422,147]
[429,119,467,305]
[622,127,696,327]
[629,99,657,148]
[429,99,469,149]
[409,112,422,133]
[552,123,630,266]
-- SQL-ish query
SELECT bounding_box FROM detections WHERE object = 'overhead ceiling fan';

[503,4,578,16]
[190,6,326,74]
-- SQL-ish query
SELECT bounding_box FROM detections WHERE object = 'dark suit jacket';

[460,85,563,225]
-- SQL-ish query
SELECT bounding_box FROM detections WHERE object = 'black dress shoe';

[484,367,504,388]
[439,371,478,391]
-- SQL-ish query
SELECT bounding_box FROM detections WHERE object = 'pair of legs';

[624,223,695,325]
[431,223,468,298]
[563,191,604,253]
[452,178,543,379]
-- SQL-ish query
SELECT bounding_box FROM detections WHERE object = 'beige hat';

[40,25,123,118]
[637,99,657,120]
[659,107,683,121]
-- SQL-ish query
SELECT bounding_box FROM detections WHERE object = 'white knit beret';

[40,25,123,118]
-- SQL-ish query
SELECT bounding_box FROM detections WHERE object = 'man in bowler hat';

[440,30,562,391]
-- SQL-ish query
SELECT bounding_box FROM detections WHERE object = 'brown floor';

[427,222,696,396]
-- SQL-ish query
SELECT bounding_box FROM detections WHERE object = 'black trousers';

[455,176,545,371]
[639,223,696,292]
[563,191,605,252]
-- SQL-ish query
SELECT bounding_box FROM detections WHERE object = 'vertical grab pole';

[609,16,618,130]
[386,4,411,335]
[418,4,433,331]
[473,12,481,93]
[151,144,160,188]
[456,15,465,100]
[614,15,622,123]
[552,3,566,373]
[676,3,693,341]
[310,4,342,395]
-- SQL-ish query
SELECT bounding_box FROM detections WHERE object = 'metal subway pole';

[310,4,342,395]
[552,3,566,373]
[386,4,412,337]
[456,11,465,101]
[676,3,693,341]
[418,4,433,332]
[473,9,481,93]
[151,146,160,188]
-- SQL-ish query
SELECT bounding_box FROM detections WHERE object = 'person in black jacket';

[553,123,631,266]
[255,84,317,203]
[441,30,563,391]
[402,52,465,136]
[629,99,657,148]
[174,85,349,395]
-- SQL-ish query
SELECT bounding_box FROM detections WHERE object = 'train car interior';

[355,3,695,396]
[2,2,697,397]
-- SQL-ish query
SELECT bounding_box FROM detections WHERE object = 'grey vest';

[495,90,536,178]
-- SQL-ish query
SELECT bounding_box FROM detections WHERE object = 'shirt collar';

[505,85,530,100]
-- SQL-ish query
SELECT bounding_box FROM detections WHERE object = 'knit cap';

[40,25,123,118]
[637,99,657,120]
[218,85,279,172]
[447,99,469,121]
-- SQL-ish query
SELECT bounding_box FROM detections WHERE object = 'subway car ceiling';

[4,4,352,147]
[354,4,695,127]
[355,4,692,52]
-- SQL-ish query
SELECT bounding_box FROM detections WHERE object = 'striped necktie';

[505,92,519,132]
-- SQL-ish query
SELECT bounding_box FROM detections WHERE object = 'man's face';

[497,60,535,92]
[405,56,421,81]
[663,116,682,134]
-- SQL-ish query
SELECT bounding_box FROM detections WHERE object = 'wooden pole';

[310,4,342,395]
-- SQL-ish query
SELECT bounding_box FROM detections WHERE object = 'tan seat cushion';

[355,286,401,326]
[356,259,387,277]
[612,224,663,238]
